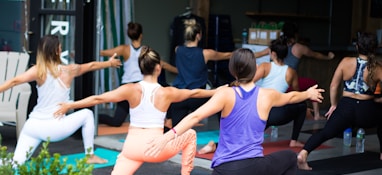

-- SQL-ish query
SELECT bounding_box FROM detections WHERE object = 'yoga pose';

[198,37,306,154]
[0,35,121,165]
[254,37,306,147]
[99,22,177,127]
[55,46,218,175]
[255,22,335,120]
[297,32,382,170]
[167,19,232,127]
[145,48,324,175]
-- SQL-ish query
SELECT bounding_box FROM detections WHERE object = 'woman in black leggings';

[298,32,382,170]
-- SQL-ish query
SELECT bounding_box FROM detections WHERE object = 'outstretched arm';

[254,47,270,58]
[300,44,334,60]
[54,84,130,117]
[203,49,232,62]
[0,66,37,93]
[75,53,121,77]
[271,84,324,107]
[160,60,178,74]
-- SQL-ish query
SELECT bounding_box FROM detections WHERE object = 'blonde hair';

[184,19,201,42]
[36,35,62,80]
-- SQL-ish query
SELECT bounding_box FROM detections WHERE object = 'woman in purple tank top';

[146,48,324,175]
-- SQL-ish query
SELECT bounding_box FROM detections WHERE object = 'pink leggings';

[111,128,196,175]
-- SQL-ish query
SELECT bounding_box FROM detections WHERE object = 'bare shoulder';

[339,57,356,66]
[60,64,80,73]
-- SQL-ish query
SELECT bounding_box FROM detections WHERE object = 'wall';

[0,1,24,52]
[133,0,373,109]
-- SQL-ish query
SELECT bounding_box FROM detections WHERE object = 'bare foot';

[86,154,108,164]
[314,115,327,121]
[198,141,216,154]
[289,140,304,147]
[297,150,312,170]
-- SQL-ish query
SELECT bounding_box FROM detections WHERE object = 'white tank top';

[121,45,144,83]
[129,81,166,128]
[258,62,289,93]
[29,68,70,119]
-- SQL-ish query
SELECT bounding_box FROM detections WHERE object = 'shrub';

[0,140,94,175]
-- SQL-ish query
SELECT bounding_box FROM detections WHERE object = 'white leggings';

[13,109,95,165]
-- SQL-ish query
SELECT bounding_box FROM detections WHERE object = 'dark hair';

[282,22,298,39]
[127,22,143,40]
[228,48,257,86]
[184,19,201,42]
[358,32,379,89]
[138,46,161,75]
[269,36,288,61]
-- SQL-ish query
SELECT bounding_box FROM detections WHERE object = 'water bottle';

[343,128,352,147]
[242,28,248,44]
[271,126,278,140]
[356,128,365,153]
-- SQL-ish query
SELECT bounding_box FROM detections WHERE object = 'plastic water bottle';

[271,126,278,140]
[242,28,248,44]
[343,128,352,147]
[356,128,365,153]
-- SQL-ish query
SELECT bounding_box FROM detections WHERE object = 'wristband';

[171,128,177,139]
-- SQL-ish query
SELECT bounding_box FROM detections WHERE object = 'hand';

[374,97,382,103]
[54,102,71,119]
[108,53,122,68]
[306,84,324,103]
[325,105,336,119]
[328,52,335,60]
[144,134,171,157]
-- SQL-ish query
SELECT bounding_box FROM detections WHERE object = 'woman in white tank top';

[0,35,121,166]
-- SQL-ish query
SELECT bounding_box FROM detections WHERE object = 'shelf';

[245,12,329,21]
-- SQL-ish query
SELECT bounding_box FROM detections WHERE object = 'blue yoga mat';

[196,130,220,145]
[119,130,267,145]
[196,130,269,145]
[18,148,119,174]
[62,147,119,169]
[118,131,220,145]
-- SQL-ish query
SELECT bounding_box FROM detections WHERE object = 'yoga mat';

[195,140,332,160]
[196,130,269,145]
[97,122,129,136]
[61,147,119,169]
[196,130,220,145]
[20,148,119,174]
[299,151,382,175]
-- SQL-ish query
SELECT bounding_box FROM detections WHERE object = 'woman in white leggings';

[0,35,121,166]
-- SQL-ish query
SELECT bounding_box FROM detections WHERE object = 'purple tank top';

[211,85,267,168]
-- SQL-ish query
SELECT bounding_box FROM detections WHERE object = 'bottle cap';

[345,128,352,132]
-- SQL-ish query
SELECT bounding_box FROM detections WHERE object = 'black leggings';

[98,82,136,127]
[99,100,129,127]
[167,97,210,126]
[212,150,297,175]
[266,102,306,141]
[304,97,382,153]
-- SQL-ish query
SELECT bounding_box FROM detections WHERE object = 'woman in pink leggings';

[55,46,218,175]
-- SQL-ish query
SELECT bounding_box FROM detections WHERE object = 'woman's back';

[173,46,207,89]
[30,70,70,119]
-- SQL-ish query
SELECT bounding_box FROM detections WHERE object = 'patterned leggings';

[111,128,196,175]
